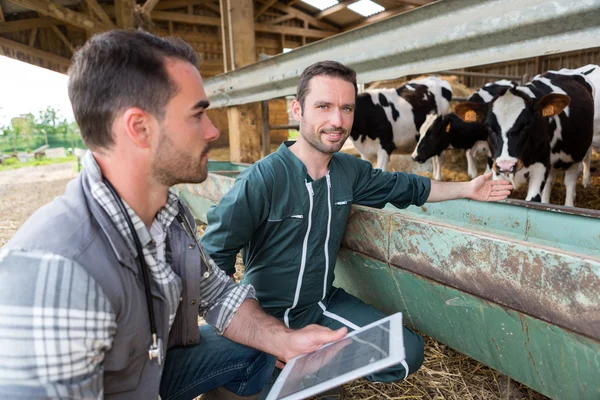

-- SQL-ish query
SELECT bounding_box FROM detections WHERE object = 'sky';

[0,55,74,127]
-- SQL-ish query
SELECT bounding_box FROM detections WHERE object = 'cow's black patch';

[378,92,389,107]
[442,87,452,102]
[530,194,541,202]
[352,93,396,155]
[390,103,400,122]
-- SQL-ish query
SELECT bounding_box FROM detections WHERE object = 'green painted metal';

[334,250,600,400]
[177,162,600,400]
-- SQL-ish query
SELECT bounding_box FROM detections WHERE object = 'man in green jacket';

[200,61,512,393]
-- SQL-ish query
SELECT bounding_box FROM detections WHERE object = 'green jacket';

[201,142,431,327]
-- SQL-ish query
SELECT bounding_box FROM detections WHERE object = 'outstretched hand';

[468,172,513,202]
[280,324,348,363]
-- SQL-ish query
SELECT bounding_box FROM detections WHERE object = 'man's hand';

[279,324,348,363]
[467,172,513,202]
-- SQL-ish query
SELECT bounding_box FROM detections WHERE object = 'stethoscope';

[104,178,208,366]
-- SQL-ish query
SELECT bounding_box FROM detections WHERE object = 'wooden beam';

[0,18,59,33]
[51,26,74,55]
[219,0,232,72]
[28,28,37,46]
[270,3,339,32]
[154,0,205,11]
[254,0,277,20]
[0,3,5,22]
[315,0,360,20]
[344,6,414,31]
[114,0,136,29]
[7,0,110,32]
[267,13,295,25]
[151,10,221,26]
[0,36,71,68]
[398,0,433,6]
[141,0,161,15]
[200,0,221,14]
[85,0,115,27]
[255,23,335,39]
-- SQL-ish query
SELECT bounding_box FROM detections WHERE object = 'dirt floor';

[0,162,77,246]
[0,161,550,399]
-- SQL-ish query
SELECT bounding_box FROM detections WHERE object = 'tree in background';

[0,107,82,153]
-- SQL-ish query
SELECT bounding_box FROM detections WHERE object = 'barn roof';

[0,0,437,76]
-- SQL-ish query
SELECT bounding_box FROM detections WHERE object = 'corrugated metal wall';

[462,46,600,88]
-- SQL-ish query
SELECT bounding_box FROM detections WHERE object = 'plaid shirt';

[0,151,255,399]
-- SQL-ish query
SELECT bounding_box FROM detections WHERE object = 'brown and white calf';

[454,71,595,207]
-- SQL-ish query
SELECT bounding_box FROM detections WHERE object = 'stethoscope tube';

[103,178,163,365]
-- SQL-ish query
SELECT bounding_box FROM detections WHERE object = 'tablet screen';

[276,320,391,399]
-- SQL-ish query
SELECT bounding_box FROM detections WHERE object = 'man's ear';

[291,98,303,122]
[454,102,488,123]
[535,93,570,117]
[121,107,154,149]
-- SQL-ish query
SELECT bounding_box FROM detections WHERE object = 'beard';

[299,119,349,155]
[152,128,210,187]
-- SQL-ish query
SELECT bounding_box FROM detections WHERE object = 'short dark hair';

[296,61,357,111]
[68,30,198,150]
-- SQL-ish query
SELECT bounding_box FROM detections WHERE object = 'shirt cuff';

[204,283,257,335]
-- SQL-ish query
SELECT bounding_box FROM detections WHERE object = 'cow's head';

[454,88,570,179]
[411,113,452,163]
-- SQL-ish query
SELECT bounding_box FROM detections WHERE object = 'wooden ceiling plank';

[315,0,360,20]
[85,0,115,27]
[154,0,205,11]
[0,36,71,68]
[270,3,339,32]
[51,25,75,54]
[255,0,278,20]
[151,10,221,26]
[398,0,433,6]
[6,0,110,32]
[28,28,37,46]
[0,18,59,33]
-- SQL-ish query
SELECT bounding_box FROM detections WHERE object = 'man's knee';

[367,326,424,383]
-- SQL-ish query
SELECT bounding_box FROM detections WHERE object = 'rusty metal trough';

[175,161,600,400]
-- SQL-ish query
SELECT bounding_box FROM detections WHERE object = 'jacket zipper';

[284,180,314,328]
[322,173,332,301]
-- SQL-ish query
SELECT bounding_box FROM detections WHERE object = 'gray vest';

[7,173,205,399]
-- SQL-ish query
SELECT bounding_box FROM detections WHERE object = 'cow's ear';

[535,93,570,117]
[454,102,487,123]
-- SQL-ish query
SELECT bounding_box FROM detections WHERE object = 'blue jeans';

[160,324,276,400]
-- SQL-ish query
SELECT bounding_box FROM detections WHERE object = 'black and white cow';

[554,64,600,153]
[411,80,516,179]
[351,76,452,179]
[454,70,595,207]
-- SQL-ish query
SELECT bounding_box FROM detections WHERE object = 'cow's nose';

[496,160,516,173]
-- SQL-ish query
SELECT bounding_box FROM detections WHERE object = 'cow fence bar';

[204,0,600,108]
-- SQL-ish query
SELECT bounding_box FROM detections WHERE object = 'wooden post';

[223,0,262,163]
[261,100,270,157]
[115,0,136,29]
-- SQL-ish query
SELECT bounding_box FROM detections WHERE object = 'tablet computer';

[265,312,405,400]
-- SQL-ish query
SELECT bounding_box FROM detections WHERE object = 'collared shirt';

[0,151,255,399]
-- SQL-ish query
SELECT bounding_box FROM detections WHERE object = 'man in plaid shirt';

[0,30,346,400]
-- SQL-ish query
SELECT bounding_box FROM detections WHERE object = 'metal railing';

[204,0,600,108]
